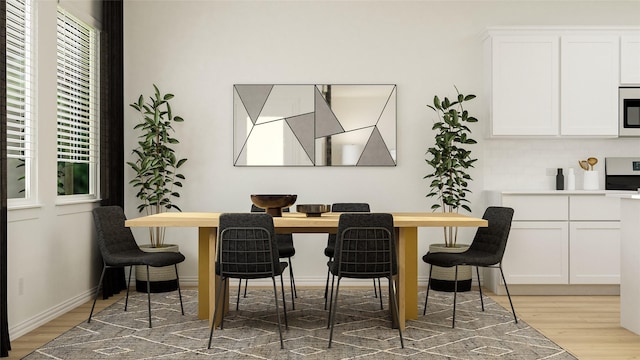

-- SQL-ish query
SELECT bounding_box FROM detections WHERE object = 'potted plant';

[424,86,478,291]
[127,84,187,292]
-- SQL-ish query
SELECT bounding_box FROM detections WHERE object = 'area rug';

[23,287,577,359]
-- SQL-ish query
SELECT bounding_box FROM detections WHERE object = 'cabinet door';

[569,221,620,284]
[502,221,569,284]
[502,194,568,221]
[621,34,640,84]
[569,195,620,221]
[560,36,619,136]
[490,36,559,136]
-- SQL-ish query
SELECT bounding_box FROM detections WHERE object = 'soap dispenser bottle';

[556,168,564,190]
[567,168,576,190]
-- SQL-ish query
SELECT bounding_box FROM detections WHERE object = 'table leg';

[396,227,418,330]
[198,227,228,325]
[198,227,212,320]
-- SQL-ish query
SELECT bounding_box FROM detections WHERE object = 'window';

[6,0,34,201]
[56,7,99,198]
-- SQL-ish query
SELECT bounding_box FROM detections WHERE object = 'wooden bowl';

[250,194,297,217]
[296,204,331,217]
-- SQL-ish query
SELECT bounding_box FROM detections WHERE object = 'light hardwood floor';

[6,288,640,359]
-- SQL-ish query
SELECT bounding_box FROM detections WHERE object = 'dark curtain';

[99,0,126,299]
[1,1,11,356]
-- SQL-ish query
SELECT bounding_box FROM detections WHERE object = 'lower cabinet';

[487,192,621,294]
[569,221,620,284]
[502,221,569,284]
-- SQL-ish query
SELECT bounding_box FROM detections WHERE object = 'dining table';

[125,211,487,330]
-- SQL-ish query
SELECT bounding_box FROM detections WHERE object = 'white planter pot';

[428,243,472,292]
[135,244,180,293]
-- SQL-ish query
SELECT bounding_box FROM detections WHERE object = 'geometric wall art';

[233,84,397,166]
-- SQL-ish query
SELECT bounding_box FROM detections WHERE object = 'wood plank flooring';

[6,288,640,359]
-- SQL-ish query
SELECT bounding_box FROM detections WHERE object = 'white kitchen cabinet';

[486,28,629,137]
[502,221,569,284]
[560,35,619,136]
[569,221,620,284]
[488,35,559,136]
[621,34,640,84]
[503,194,568,221]
[487,191,621,293]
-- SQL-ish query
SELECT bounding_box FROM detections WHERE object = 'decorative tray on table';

[296,204,331,217]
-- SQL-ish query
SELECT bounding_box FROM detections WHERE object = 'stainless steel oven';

[619,87,640,137]
[605,157,640,190]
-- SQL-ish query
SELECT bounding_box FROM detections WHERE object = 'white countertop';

[490,190,636,195]
[608,193,640,199]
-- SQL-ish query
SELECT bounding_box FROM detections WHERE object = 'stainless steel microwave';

[619,87,640,137]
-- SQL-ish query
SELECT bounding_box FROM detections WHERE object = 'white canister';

[583,170,599,190]
[567,168,576,190]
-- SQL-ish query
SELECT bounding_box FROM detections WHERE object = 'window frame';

[6,0,35,207]
[55,6,100,203]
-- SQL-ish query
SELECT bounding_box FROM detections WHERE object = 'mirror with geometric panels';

[233,84,397,166]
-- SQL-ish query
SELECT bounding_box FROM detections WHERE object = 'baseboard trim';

[9,288,95,340]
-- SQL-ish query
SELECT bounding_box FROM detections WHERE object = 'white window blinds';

[56,7,98,166]
[6,0,34,199]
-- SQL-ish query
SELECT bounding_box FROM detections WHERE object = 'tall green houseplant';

[424,87,478,247]
[128,85,187,248]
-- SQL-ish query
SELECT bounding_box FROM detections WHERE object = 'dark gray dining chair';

[237,205,296,310]
[88,206,185,328]
[327,213,404,348]
[323,203,381,310]
[208,213,289,349]
[422,206,517,328]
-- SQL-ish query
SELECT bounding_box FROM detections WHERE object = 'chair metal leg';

[327,274,336,328]
[124,266,133,311]
[373,278,378,298]
[279,274,289,329]
[88,265,106,323]
[289,257,297,298]
[423,265,433,316]
[208,275,227,349]
[175,264,184,315]
[499,264,518,324]
[328,277,342,348]
[146,266,152,328]
[388,277,404,348]
[452,265,458,328]
[272,277,285,349]
[243,279,248,298]
[221,277,228,330]
[323,259,332,310]
[288,258,295,310]
[236,279,242,311]
[476,266,485,311]
[377,278,383,310]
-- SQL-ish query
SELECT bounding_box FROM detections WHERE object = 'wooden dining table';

[125,211,487,330]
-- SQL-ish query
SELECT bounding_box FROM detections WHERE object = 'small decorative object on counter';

[556,168,564,190]
[584,171,599,190]
[580,156,599,190]
[567,168,576,190]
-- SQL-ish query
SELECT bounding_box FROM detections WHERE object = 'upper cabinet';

[621,34,640,84]
[489,35,559,136]
[560,35,619,136]
[486,28,638,138]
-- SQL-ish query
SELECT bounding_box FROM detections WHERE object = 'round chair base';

[136,279,179,293]
[429,278,472,292]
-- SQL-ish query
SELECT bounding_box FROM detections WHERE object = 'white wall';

[7,0,102,339]
[9,0,640,340]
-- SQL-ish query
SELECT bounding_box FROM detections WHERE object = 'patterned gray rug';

[23,287,577,359]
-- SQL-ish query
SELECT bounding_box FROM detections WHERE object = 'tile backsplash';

[481,137,640,191]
